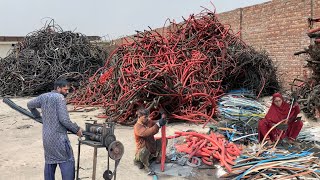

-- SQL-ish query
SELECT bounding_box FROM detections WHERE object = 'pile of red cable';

[174,131,242,172]
[69,8,279,125]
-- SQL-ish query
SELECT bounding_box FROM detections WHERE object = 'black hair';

[54,79,69,90]
[136,108,149,117]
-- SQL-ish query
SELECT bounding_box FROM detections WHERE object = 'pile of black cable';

[0,20,107,96]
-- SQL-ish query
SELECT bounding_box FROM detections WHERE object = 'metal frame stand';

[76,139,105,180]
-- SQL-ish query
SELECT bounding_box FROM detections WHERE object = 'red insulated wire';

[69,8,266,125]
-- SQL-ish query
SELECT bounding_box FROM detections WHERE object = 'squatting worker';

[27,79,83,180]
[133,108,167,175]
[258,93,303,145]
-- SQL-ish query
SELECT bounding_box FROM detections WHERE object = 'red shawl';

[265,93,297,123]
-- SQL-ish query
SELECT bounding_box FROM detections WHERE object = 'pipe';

[160,125,166,172]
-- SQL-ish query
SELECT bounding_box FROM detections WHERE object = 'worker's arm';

[134,124,159,137]
[27,96,43,123]
[56,96,80,134]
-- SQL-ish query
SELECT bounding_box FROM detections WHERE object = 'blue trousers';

[44,161,75,180]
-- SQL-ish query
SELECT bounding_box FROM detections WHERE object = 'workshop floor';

[0,97,211,180]
[0,97,319,180]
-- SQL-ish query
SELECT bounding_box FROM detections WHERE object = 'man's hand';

[159,117,167,127]
[76,128,83,137]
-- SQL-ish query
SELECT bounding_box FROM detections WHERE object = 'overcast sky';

[0,0,269,40]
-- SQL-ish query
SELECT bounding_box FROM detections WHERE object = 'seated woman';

[258,93,303,144]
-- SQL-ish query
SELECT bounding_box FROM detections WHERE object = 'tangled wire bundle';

[0,21,106,96]
[293,19,320,120]
[293,45,320,120]
[305,44,320,81]
[70,8,279,125]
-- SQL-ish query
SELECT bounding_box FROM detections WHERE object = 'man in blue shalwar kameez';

[28,79,83,180]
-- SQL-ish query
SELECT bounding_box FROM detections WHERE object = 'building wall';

[219,0,319,88]
[0,42,15,58]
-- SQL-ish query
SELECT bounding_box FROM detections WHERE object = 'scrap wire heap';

[217,90,266,143]
[293,17,320,120]
[174,131,242,173]
[0,20,106,96]
[70,9,279,125]
[222,148,320,179]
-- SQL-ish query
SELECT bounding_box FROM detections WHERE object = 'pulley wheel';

[103,169,113,180]
[108,141,124,160]
[104,134,116,147]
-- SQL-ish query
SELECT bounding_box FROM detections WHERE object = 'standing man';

[27,79,83,180]
[133,108,167,175]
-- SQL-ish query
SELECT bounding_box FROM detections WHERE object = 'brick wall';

[219,0,319,88]
[217,9,241,35]
[315,0,320,17]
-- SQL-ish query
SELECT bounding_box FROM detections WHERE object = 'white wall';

[0,42,15,58]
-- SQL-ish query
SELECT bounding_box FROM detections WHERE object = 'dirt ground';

[0,97,213,180]
[0,97,319,180]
